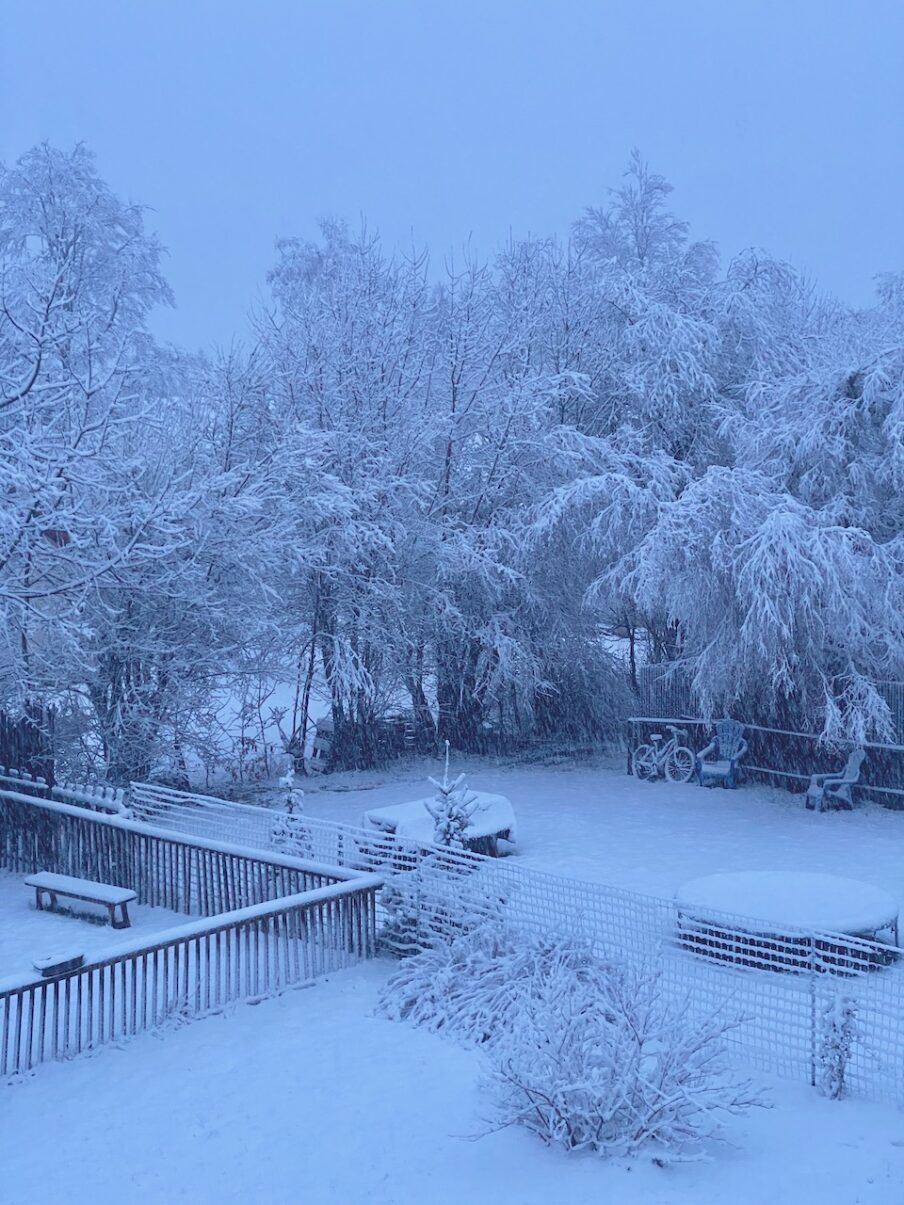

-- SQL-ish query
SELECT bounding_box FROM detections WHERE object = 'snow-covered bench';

[361,792,516,857]
[25,872,137,929]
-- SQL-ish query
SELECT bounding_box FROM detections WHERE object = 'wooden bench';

[25,872,137,929]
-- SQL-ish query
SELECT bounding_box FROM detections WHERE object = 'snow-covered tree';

[425,741,479,849]
[0,144,175,706]
[6,139,902,769]
[269,765,312,859]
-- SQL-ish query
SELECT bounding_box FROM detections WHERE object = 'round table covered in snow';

[675,871,899,973]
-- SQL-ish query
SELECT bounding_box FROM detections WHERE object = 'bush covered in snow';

[378,857,506,957]
[269,767,312,859]
[381,925,766,1162]
[817,993,859,1100]
[380,924,602,1038]
[487,960,764,1161]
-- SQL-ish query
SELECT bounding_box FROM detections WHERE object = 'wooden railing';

[0,876,380,1076]
[0,789,381,1075]
[0,789,366,917]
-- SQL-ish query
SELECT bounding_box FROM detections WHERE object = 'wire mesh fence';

[637,663,700,721]
[129,781,904,1106]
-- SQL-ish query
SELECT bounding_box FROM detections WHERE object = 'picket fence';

[0,788,380,1076]
[128,781,904,1106]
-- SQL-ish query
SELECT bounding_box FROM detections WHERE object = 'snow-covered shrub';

[817,993,859,1100]
[486,958,764,1162]
[269,767,312,859]
[381,923,765,1162]
[425,741,479,850]
[379,924,606,1042]
[377,856,506,958]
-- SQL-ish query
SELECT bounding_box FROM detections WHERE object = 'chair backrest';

[715,718,745,759]
[840,747,866,783]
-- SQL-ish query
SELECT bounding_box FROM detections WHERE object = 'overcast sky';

[3,1,903,350]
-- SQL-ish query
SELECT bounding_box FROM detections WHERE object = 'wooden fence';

[0,707,54,786]
[0,790,381,1075]
[0,766,127,814]
[0,789,366,915]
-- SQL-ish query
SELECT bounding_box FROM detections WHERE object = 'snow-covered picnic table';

[361,791,516,854]
[676,871,899,942]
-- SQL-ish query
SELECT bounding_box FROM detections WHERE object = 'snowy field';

[1,962,903,1205]
[299,755,904,912]
[0,871,189,978]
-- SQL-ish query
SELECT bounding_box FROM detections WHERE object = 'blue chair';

[696,719,748,788]
[805,748,865,812]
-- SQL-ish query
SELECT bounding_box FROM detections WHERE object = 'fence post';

[809,932,818,1088]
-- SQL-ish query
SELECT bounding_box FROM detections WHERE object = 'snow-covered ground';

[1,961,902,1205]
[5,758,904,1203]
[0,871,189,977]
[300,756,904,913]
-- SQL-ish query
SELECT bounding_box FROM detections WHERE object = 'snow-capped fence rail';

[0,766,128,815]
[0,789,359,916]
[0,876,380,1077]
[0,788,381,1075]
[128,781,904,1106]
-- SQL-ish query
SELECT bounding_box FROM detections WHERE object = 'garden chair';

[695,719,748,788]
[805,747,865,812]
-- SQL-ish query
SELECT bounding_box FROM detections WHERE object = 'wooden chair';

[695,719,748,789]
[805,748,865,812]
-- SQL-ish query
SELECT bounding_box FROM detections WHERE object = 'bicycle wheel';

[632,744,657,780]
[665,745,696,784]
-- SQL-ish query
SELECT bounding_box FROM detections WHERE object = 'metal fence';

[0,788,380,1075]
[637,663,699,721]
[128,781,904,1106]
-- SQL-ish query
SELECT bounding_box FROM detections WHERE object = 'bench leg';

[111,901,131,929]
[35,887,57,912]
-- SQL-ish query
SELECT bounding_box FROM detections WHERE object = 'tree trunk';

[436,637,483,751]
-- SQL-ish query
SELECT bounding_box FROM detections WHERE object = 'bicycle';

[631,726,696,783]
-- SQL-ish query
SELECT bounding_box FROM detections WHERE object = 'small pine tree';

[817,993,858,1100]
[425,740,478,850]
[270,765,312,859]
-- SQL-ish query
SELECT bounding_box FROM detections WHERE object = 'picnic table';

[361,791,516,856]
